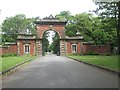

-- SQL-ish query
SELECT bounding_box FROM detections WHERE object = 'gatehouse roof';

[17,34,36,40]
[65,36,83,40]
[34,15,67,25]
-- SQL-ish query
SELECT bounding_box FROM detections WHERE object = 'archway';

[42,30,60,56]
[35,15,67,56]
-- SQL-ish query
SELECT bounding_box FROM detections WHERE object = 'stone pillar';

[17,41,20,55]
[36,39,42,56]
[60,40,66,56]
[65,41,67,55]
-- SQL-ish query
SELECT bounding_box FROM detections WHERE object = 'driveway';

[2,55,119,88]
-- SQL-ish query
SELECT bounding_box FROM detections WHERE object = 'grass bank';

[0,55,36,72]
[67,55,119,72]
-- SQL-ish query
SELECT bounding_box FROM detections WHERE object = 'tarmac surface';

[2,55,119,88]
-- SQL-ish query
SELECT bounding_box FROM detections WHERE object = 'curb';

[1,57,35,79]
[67,56,120,76]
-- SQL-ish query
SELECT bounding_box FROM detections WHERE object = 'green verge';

[67,55,119,72]
[0,55,36,72]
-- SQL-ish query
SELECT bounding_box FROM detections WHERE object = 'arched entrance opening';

[42,30,60,56]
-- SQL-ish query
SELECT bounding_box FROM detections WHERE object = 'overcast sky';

[0,0,98,44]
[0,0,97,24]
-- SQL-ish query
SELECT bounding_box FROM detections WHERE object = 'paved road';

[3,55,119,88]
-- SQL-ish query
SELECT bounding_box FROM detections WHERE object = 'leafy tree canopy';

[92,1,119,53]
[1,14,36,42]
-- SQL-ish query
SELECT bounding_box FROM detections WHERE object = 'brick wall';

[0,44,17,55]
[82,44,92,54]
[82,43,110,54]
[18,40,35,56]
[0,40,36,56]
[66,41,110,55]
[66,41,82,54]
[67,42,71,54]
[77,42,81,53]
[0,41,111,56]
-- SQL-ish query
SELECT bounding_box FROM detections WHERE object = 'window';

[72,44,77,53]
[24,45,30,53]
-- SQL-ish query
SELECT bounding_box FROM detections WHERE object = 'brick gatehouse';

[17,15,84,56]
[0,15,110,56]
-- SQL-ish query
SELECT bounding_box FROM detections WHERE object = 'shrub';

[24,53,32,57]
[84,51,99,55]
[2,53,17,57]
[104,53,112,56]
[72,53,80,56]
[66,53,83,56]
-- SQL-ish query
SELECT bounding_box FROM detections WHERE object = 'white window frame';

[24,44,30,54]
[71,44,77,53]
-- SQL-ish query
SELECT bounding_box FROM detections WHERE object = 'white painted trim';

[71,44,77,53]
[24,44,30,54]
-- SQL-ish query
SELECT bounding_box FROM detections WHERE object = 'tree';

[55,11,76,36]
[2,14,36,42]
[93,0,119,54]
[56,9,117,45]
[42,31,50,55]
[49,32,60,55]
[55,11,71,21]
[65,12,107,45]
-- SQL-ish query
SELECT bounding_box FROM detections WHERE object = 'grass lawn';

[0,55,35,72]
[67,55,119,72]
